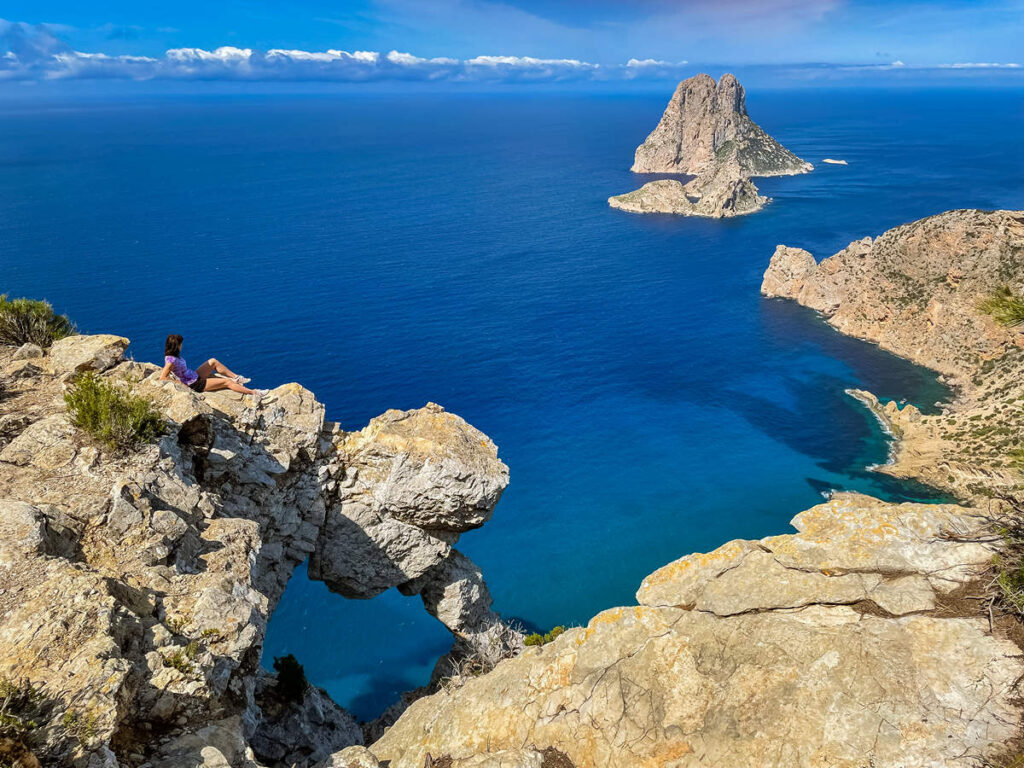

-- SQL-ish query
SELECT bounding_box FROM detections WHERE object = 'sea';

[2,87,1022,719]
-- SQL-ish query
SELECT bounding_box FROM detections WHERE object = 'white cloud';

[0,28,659,84]
[623,58,689,80]
[943,61,1021,69]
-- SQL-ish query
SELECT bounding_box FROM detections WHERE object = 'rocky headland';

[762,208,1024,502]
[609,73,812,218]
[4,209,1024,768]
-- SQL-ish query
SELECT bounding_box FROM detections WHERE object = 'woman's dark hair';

[165,334,183,357]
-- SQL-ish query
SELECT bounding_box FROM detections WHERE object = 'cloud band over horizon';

[1,19,1021,85]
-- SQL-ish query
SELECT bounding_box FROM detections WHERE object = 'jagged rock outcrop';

[0,337,519,768]
[609,159,767,218]
[762,209,1024,498]
[309,404,509,599]
[368,493,1020,767]
[631,73,812,177]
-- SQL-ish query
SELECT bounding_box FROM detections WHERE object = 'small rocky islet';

[608,72,812,218]
[3,207,1023,767]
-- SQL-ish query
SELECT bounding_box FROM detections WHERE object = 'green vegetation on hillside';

[524,626,565,647]
[0,294,75,348]
[64,373,164,452]
[979,286,1024,327]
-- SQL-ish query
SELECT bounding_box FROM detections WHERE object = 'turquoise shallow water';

[1,88,1022,719]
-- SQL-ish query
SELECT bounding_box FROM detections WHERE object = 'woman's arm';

[159,360,173,381]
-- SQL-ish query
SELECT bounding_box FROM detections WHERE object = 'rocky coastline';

[3,209,1023,767]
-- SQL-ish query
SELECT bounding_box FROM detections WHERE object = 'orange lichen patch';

[531,650,578,691]
[641,540,749,589]
[640,558,693,590]
[639,740,693,766]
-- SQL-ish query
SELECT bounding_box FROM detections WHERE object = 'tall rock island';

[632,72,811,177]
[609,73,812,218]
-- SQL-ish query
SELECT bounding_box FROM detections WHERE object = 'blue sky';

[1,0,1022,88]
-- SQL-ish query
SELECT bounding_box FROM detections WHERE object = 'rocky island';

[608,73,812,218]
[3,207,1023,768]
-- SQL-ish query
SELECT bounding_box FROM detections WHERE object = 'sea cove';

[2,88,1023,722]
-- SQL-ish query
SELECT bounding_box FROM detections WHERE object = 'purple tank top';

[165,355,198,385]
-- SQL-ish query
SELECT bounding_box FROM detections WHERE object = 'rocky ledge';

[370,494,1019,767]
[762,208,1024,500]
[610,73,809,217]
[0,336,521,768]
[608,159,767,219]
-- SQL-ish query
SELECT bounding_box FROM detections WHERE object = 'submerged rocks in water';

[631,73,812,177]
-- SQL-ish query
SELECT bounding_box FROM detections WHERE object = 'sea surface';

[2,88,1023,719]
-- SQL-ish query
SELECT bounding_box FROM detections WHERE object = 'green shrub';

[0,294,75,348]
[64,373,164,451]
[272,654,308,702]
[524,626,566,647]
[61,708,100,745]
[162,651,193,675]
[979,286,1024,327]
[0,677,50,746]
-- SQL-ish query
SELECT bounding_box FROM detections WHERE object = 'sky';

[1,0,1022,90]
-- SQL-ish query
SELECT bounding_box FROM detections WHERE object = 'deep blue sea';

[2,88,1022,719]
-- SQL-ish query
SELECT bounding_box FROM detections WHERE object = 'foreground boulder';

[369,493,1020,768]
[47,333,129,375]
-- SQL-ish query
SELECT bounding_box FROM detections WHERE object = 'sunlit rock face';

[631,73,812,177]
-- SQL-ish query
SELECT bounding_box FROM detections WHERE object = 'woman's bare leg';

[202,377,255,395]
[196,357,241,380]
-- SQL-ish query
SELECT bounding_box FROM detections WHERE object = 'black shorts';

[188,377,207,393]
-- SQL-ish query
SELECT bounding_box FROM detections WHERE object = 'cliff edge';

[0,338,520,768]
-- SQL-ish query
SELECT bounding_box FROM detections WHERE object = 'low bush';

[979,286,1024,327]
[0,677,53,765]
[64,373,164,452]
[0,294,75,348]
[273,654,308,703]
[524,626,565,647]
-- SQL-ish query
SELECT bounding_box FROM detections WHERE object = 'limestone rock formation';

[369,493,1019,768]
[309,404,509,599]
[0,337,518,768]
[631,73,812,177]
[762,209,1024,498]
[611,74,807,216]
[609,159,767,218]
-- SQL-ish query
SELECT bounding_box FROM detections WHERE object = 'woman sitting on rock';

[159,334,262,395]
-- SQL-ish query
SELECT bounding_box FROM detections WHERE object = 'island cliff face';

[762,208,1024,499]
[630,73,812,178]
[610,74,811,218]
